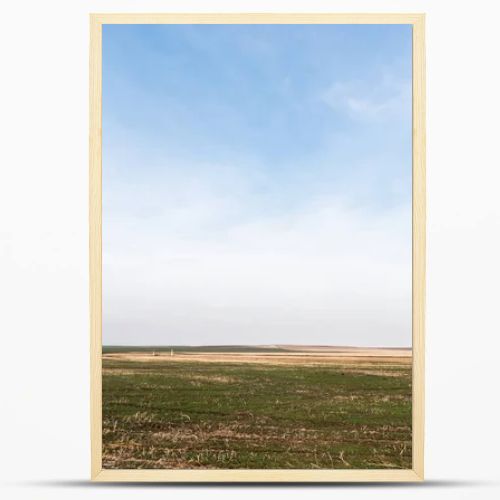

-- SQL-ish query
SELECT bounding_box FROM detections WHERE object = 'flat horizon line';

[102,344,412,349]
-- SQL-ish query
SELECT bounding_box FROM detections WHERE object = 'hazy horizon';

[102,343,413,348]
[103,24,412,348]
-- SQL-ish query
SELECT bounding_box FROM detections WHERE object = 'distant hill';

[103,344,411,354]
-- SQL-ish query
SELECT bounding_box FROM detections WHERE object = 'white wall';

[1,1,499,499]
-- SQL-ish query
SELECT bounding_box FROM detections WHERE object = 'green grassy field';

[102,354,412,469]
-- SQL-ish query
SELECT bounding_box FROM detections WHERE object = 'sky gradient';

[102,24,413,347]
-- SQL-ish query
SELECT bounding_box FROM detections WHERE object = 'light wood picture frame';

[90,13,425,482]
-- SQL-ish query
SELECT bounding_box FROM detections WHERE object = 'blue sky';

[102,24,413,347]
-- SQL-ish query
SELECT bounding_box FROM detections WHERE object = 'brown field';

[103,346,412,367]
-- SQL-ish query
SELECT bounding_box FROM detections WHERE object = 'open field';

[102,346,412,470]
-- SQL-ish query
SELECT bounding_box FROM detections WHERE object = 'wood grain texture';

[411,15,426,480]
[90,12,424,24]
[89,12,425,482]
[94,468,422,482]
[89,15,102,481]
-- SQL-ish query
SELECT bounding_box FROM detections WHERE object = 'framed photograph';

[90,13,425,482]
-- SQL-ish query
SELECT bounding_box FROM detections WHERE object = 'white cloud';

[321,74,411,122]
[103,163,411,347]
